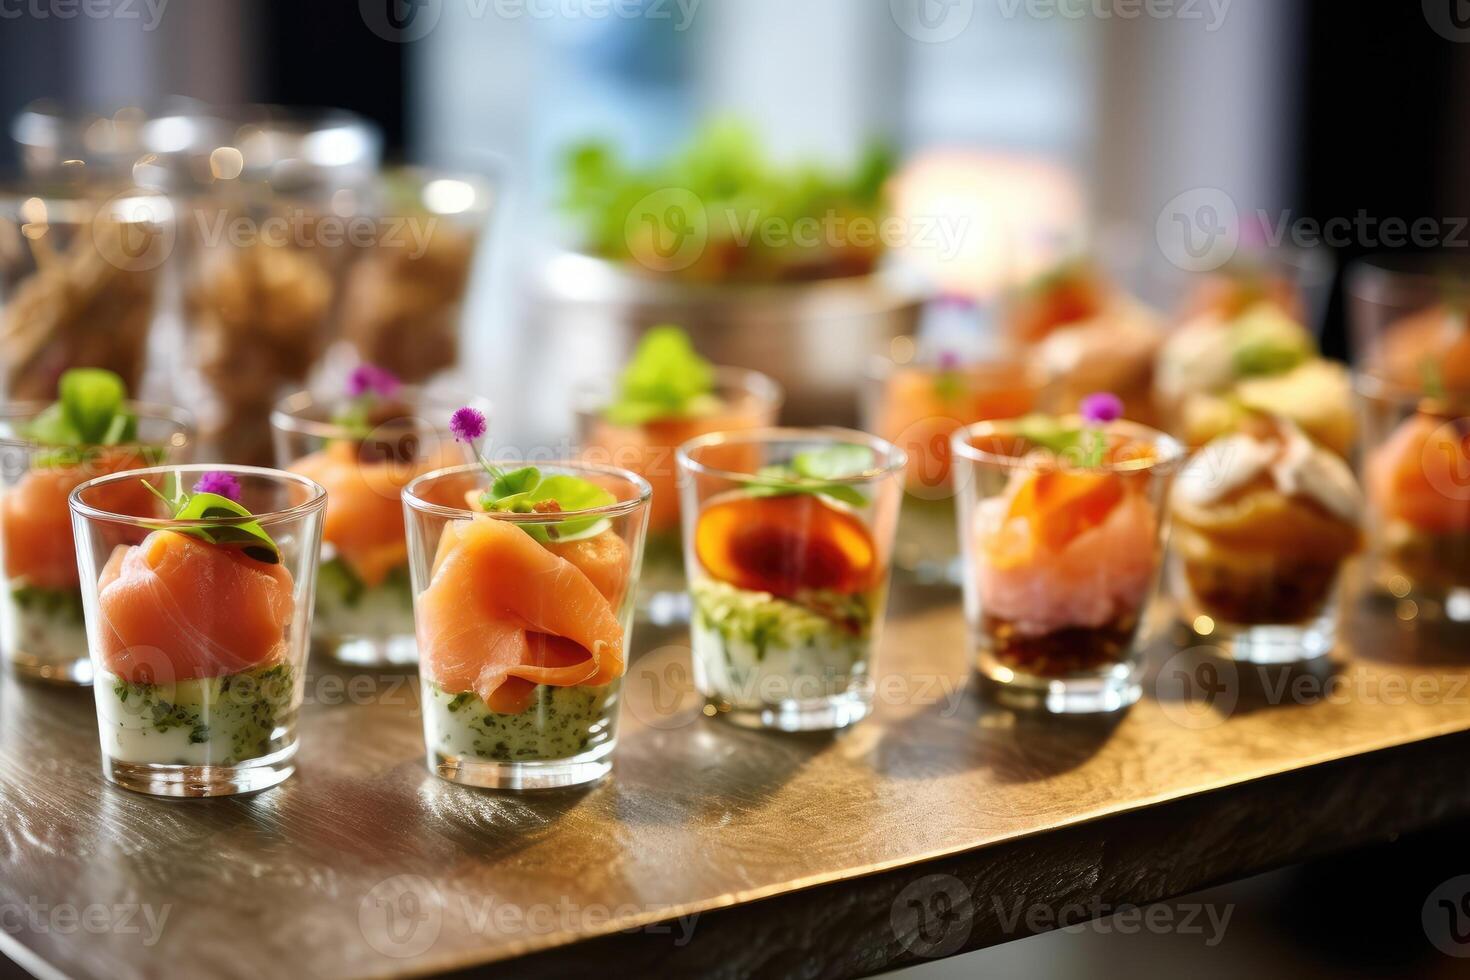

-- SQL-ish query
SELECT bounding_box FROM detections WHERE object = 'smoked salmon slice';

[417,517,628,712]
[96,531,295,683]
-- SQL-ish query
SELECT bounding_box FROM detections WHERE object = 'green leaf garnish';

[138,478,281,564]
[22,368,139,451]
[478,467,618,543]
[744,445,875,507]
[603,326,717,426]
[1016,414,1083,456]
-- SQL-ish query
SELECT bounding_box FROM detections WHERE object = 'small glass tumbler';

[1347,255,1470,394]
[952,419,1182,713]
[271,387,480,666]
[0,404,192,684]
[577,366,783,625]
[403,462,651,789]
[676,427,906,731]
[865,353,1046,585]
[1357,374,1470,622]
[69,464,326,796]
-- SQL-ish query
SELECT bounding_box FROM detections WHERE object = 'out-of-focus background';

[0,2,1467,976]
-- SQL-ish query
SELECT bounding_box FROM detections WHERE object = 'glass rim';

[675,426,907,484]
[865,350,1048,385]
[269,387,490,441]
[375,164,499,218]
[1352,369,1470,412]
[950,418,1184,474]
[403,461,653,523]
[69,463,327,528]
[0,400,194,451]
[1345,253,1470,301]
[0,184,175,224]
[574,364,785,419]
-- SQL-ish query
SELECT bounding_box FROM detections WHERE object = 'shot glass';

[403,461,651,789]
[70,464,326,796]
[676,427,905,731]
[271,386,480,666]
[952,419,1182,713]
[1347,255,1470,394]
[865,353,1046,585]
[0,403,192,684]
[1167,424,1364,661]
[1357,373,1470,622]
[577,366,782,624]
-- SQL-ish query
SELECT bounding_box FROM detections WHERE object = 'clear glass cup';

[1357,373,1470,622]
[864,353,1047,585]
[952,419,1182,713]
[1175,242,1336,338]
[403,461,651,789]
[271,387,482,667]
[1167,428,1364,661]
[1347,255,1470,395]
[0,404,193,684]
[69,464,326,796]
[336,164,498,384]
[0,183,175,402]
[576,366,783,625]
[676,427,905,731]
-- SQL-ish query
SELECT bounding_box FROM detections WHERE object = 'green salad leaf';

[1016,414,1083,456]
[745,444,875,507]
[603,326,718,426]
[23,368,138,450]
[478,466,618,543]
[140,477,281,564]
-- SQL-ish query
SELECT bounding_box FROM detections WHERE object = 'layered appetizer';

[578,326,780,621]
[405,407,650,788]
[1374,303,1470,395]
[1003,260,1164,427]
[1155,300,1355,457]
[1,369,189,683]
[276,365,467,666]
[70,465,325,796]
[676,429,904,731]
[952,395,1180,712]
[1171,417,1362,660]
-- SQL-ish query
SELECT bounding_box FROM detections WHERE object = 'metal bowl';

[527,251,928,436]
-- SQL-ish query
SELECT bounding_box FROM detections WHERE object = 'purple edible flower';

[347,363,402,400]
[936,349,962,371]
[1079,392,1124,425]
[450,406,488,444]
[193,471,242,503]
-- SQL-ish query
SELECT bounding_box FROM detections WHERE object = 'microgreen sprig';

[139,471,281,564]
[24,368,138,451]
[745,443,875,508]
[603,326,719,426]
[450,407,615,541]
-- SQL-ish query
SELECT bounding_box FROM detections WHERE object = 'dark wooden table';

[3,573,1469,980]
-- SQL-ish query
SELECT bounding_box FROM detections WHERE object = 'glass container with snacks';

[865,350,1047,584]
[1175,245,1335,336]
[272,365,478,666]
[337,165,496,383]
[0,370,191,684]
[1357,375,1470,621]
[1001,259,1165,428]
[1155,299,1355,458]
[952,397,1182,713]
[1347,256,1470,395]
[1169,417,1363,661]
[69,465,326,796]
[404,407,650,789]
[0,183,173,402]
[676,428,905,731]
[577,326,782,623]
